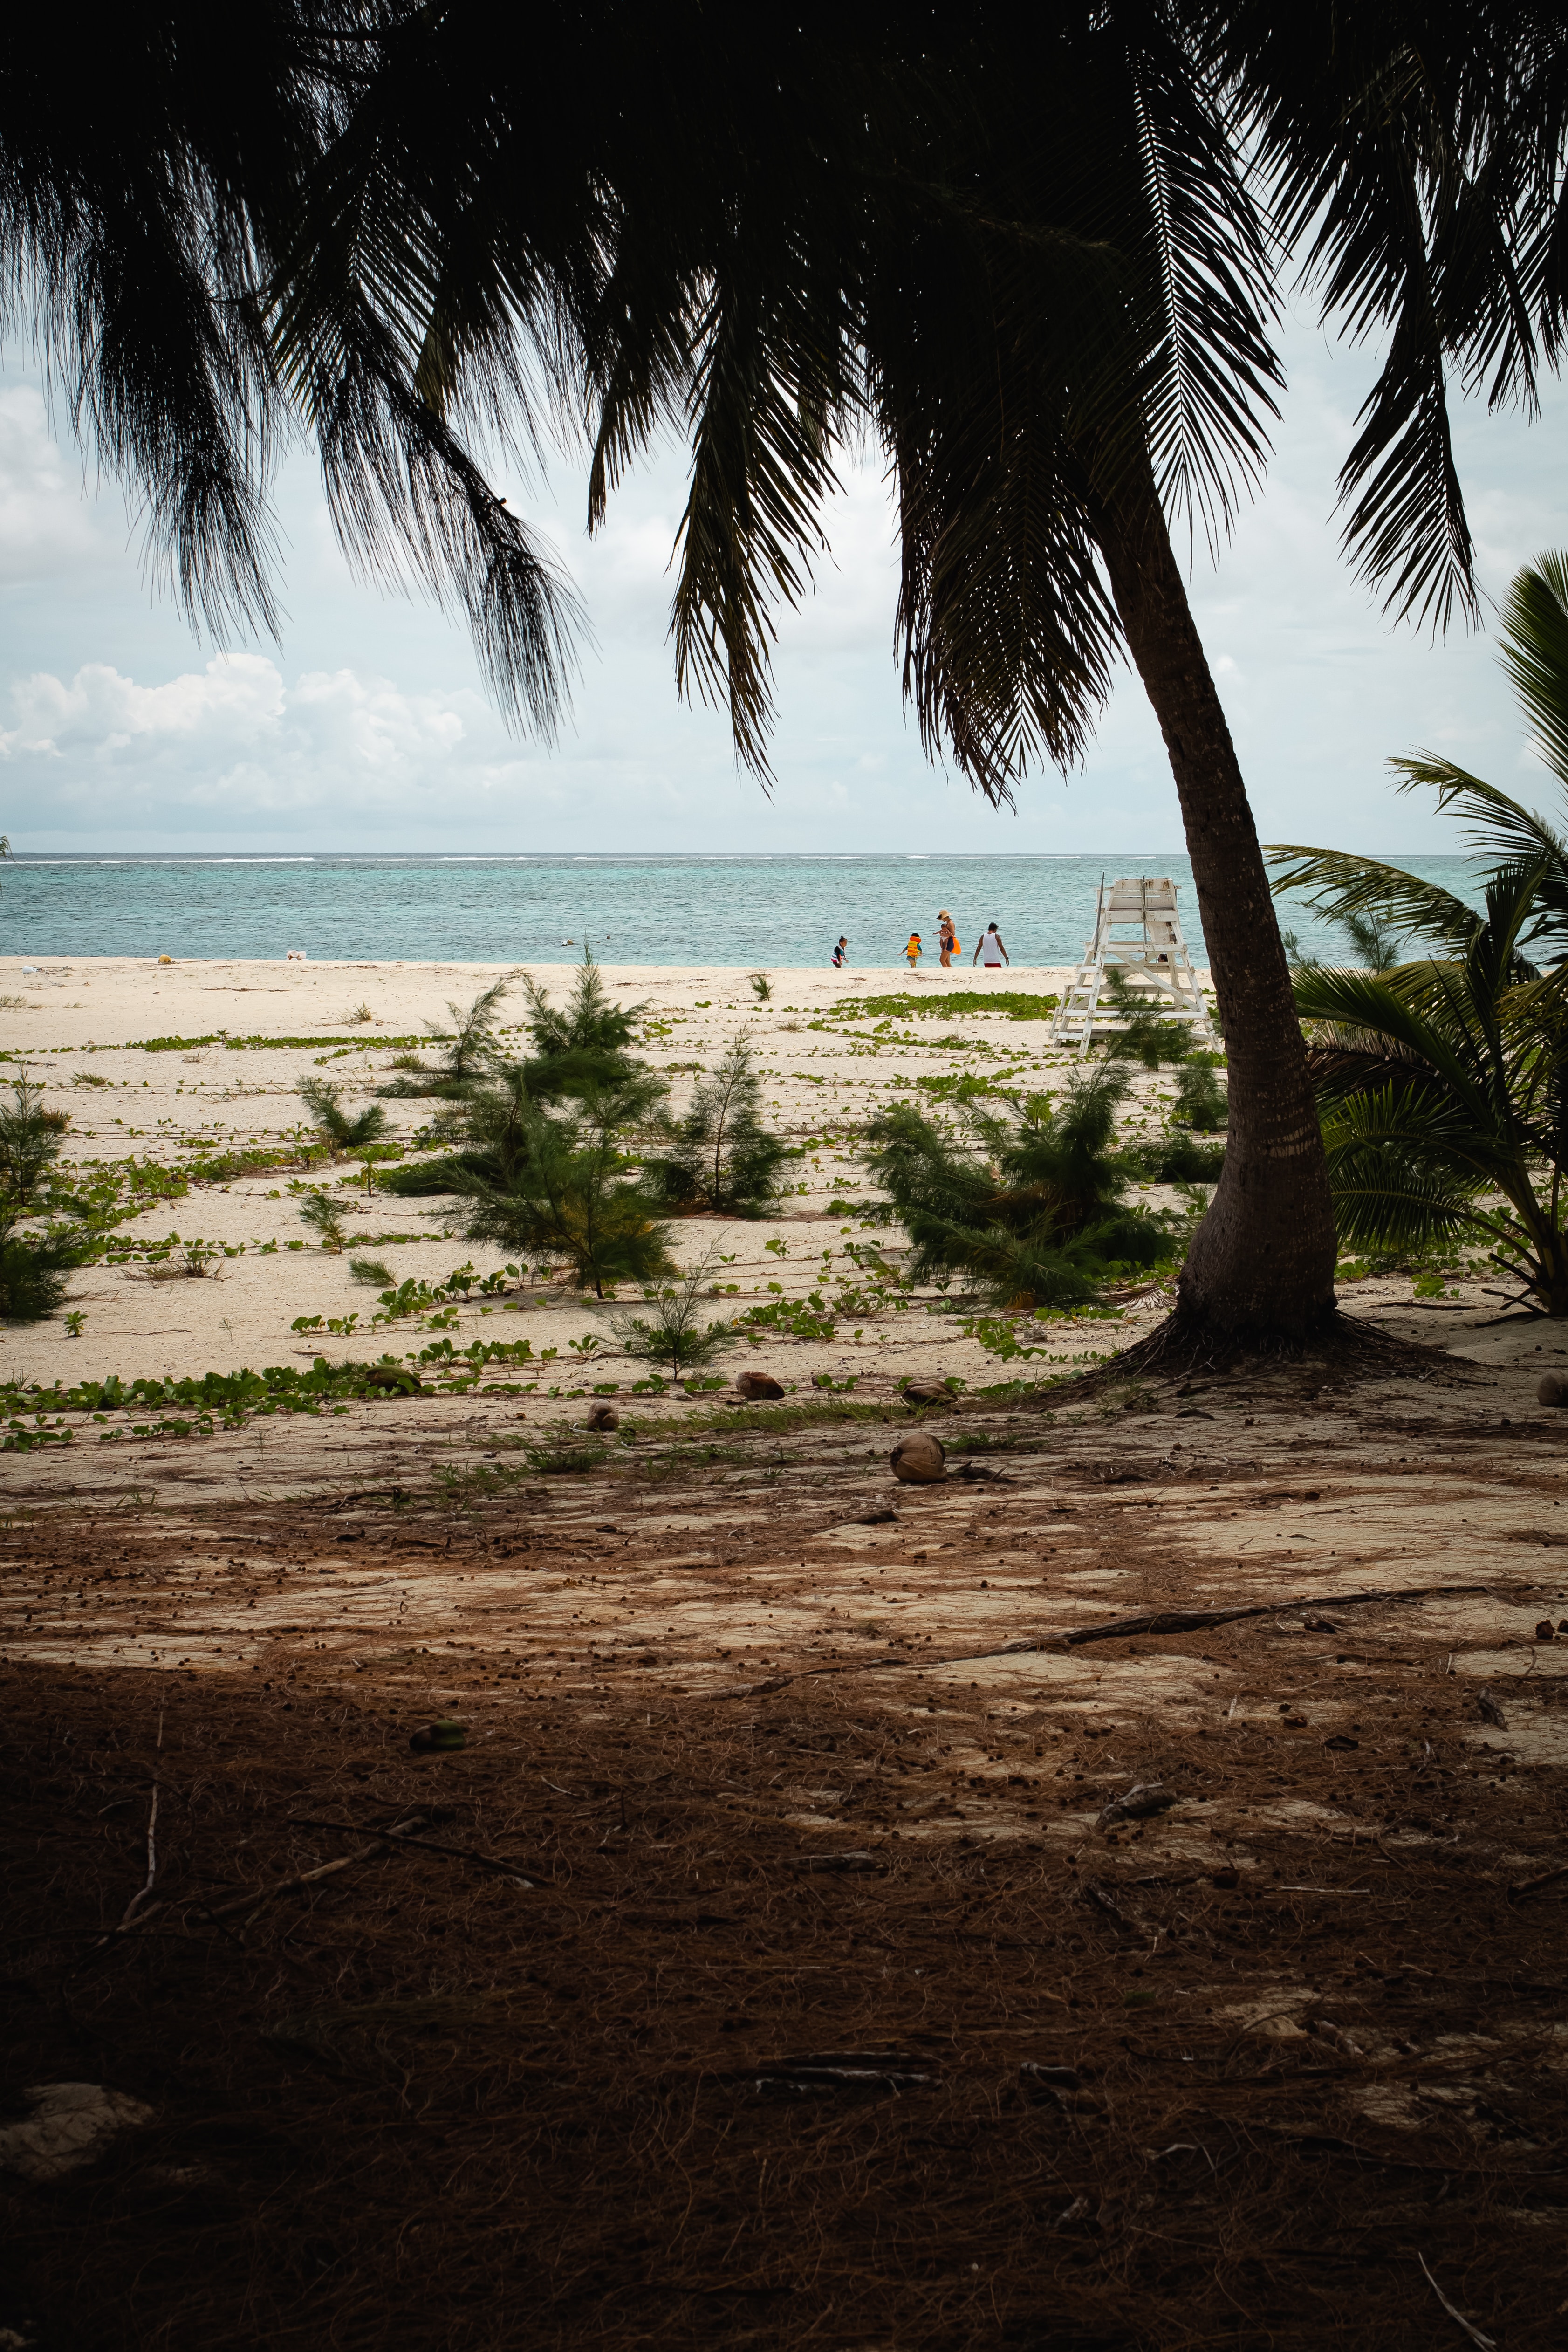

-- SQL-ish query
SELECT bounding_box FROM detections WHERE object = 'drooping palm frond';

[861,7,1288,807]
[1206,2,1568,630]
[0,8,336,641]
[1316,1085,1497,1254]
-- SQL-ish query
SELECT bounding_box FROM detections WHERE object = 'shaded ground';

[3,1333,1568,2348]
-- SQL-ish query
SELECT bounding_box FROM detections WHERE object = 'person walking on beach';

[832,935,848,967]
[937,911,958,968]
[973,920,1010,969]
[905,931,924,971]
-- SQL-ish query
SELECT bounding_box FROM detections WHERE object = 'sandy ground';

[7,953,1568,1749]
[2,953,1210,1399]
[6,964,1568,2345]
[7,1331,1568,1733]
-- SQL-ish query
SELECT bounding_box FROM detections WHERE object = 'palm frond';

[0,10,322,639]
[1294,960,1503,1124]
[1266,844,1482,954]
[1208,6,1553,630]
[1316,1069,1524,1194]
[668,278,849,778]
[1496,550,1568,787]
[1316,1146,1489,1255]
[1334,300,1477,631]
[1121,27,1282,551]
[1388,756,1568,871]
[873,214,1130,801]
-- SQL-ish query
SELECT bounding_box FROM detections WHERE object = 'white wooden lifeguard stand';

[1048,875,1215,1057]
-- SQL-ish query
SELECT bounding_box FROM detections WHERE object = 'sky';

[3,304,1567,859]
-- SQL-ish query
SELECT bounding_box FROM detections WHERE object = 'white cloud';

[4,317,1568,857]
[2,654,532,823]
[0,385,130,583]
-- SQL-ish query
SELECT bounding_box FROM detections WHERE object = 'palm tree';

[1294,863,1568,1316]
[1274,553,1568,1315]
[266,7,1568,1344]
[10,8,1568,1341]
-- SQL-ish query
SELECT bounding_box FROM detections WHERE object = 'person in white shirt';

[973,921,1009,968]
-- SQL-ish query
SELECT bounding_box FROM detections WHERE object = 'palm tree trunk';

[1092,481,1338,1341]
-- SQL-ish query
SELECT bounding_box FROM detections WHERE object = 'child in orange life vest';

[905,932,923,971]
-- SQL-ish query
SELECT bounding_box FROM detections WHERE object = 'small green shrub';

[299,1191,349,1252]
[614,1258,739,1377]
[652,1035,788,1215]
[1171,1061,1228,1131]
[0,1218,79,1322]
[296,1076,389,1151]
[0,1078,69,1201]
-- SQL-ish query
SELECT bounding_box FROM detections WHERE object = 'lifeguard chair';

[1048,876,1215,1057]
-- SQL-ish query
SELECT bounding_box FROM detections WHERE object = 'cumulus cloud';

[1,654,533,824]
[3,319,1568,856]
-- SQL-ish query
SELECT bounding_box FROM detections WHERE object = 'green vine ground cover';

[821,991,1061,1024]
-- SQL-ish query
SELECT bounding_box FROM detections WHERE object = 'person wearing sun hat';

[937,911,958,968]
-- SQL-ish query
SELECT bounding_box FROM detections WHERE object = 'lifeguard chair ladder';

[1048,875,1215,1058]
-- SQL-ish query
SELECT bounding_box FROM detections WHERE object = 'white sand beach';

[1,953,1209,1403]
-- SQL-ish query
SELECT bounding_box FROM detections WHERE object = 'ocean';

[0,851,1486,968]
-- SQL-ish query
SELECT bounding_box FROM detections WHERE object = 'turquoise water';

[0,852,1485,967]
